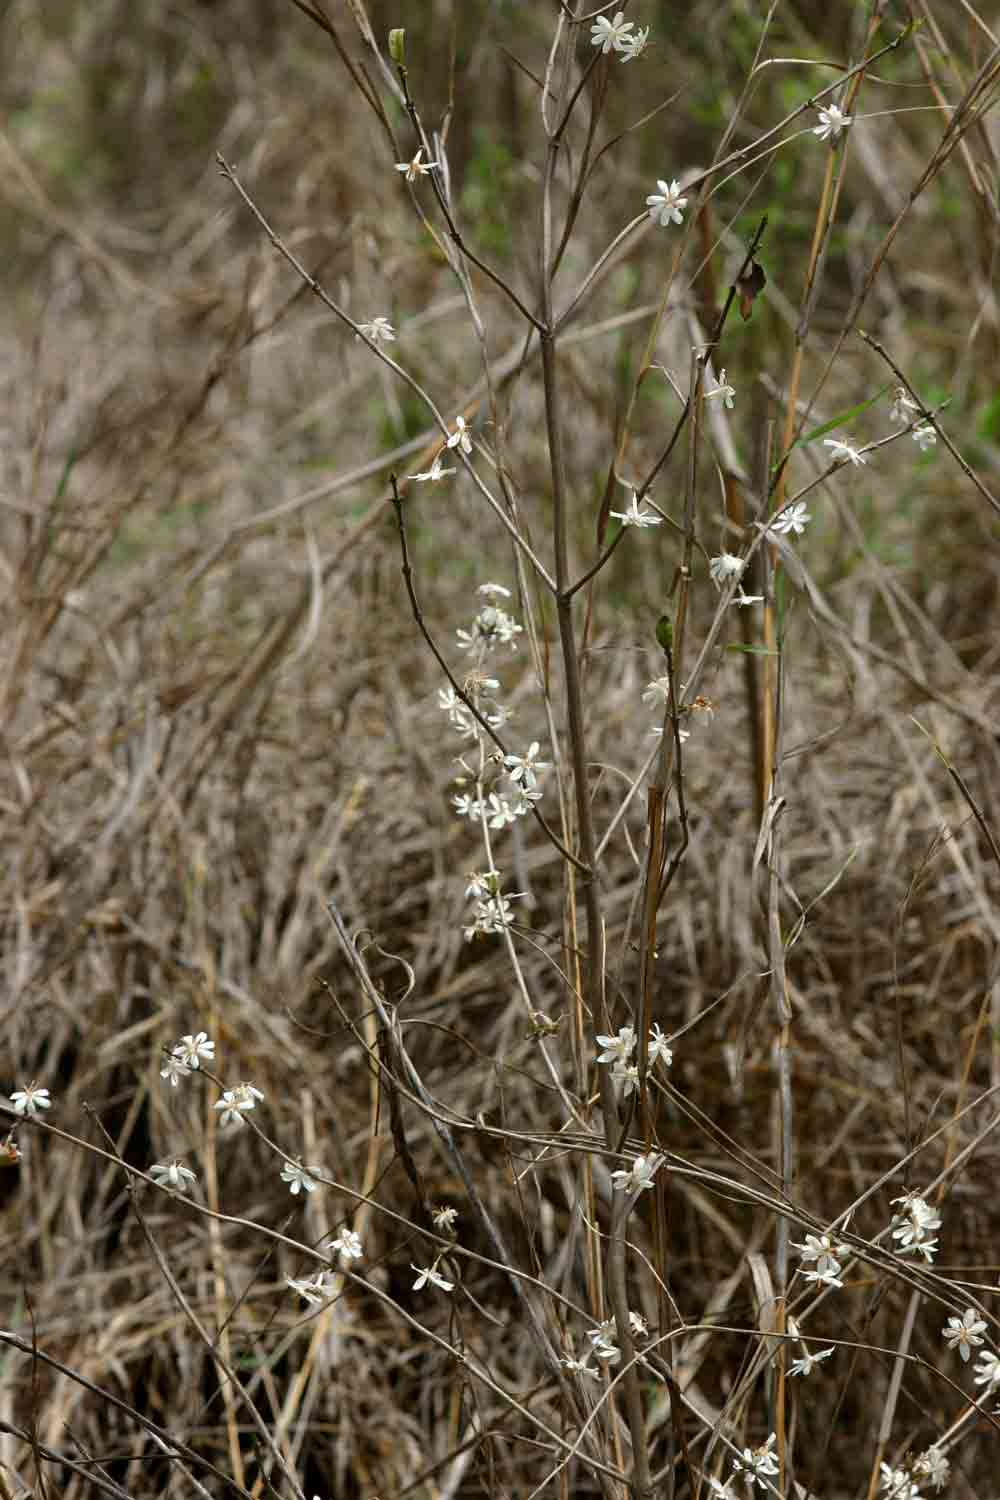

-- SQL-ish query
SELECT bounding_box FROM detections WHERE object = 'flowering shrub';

[3,4,998,1498]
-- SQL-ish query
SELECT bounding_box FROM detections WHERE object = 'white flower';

[611,1152,662,1194]
[280,1160,319,1195]
[891,1193,942,1257]
[648,1023,673,1069]
[395,148,437,182]
[328,1229,363,1261]
[707,1479,739,1500]
[588,1320,620,1363]
[446,415,473,455]
[793,1231,848,1287]
[561,1351,600,1378]
[646,178,687,227]
[173,1032,215,1069]
[770,501,811,536]
[912,424,936,452]
[287,1273,330,1305]
[509,786,541,816]
[619,25,651,61]
[504,741,550,788]
[478,582,511,598]
[486,792,518,829]
[709,553,746,588]
[706,369,736,409]
[149,1159,197,1193]
[813,104,852,141]
[409,456,456,482]
[433,1205,459,1234]
[590,11,635,53]
[610,491,662,528]
[452,792,479,819]
[974,1350,1000,1392]
[160,1053,192,1087]
[456,604,523,654]
[732,1433,779,1488]
[412,1261,454,1292]
[942,1307,987,1361]
[914,1447,950,1491]
[596,1026,636,1065]
[823,437,867,466]
[642,676,671,709]
[789,1345,834,1377]
[438,687,474,736]
[890,387,920,424]
[214,1082,264,1128]
[612,1061,640,1096]
[880,1464,920,1500]
[629,1310,648,1336]
[9,1083,51,1117]
[356,316,395,345]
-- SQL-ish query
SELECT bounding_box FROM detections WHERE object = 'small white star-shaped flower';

[160,1053,192,1087]
[590,11,635,53]
[9,1083,51,1117]
[610,491,662,528]
[789,1345,835,1377]
[813,104,852,142]
[280,1160,319,1195]
[770,500,811,536]
[912,424,936,452]
[356,317,395,345]
[611,1152,663,1193]
[446,415,473,454]
[823,437,867,467]
[328,1229,363,1261]
[149,1159,197,1193]
[395,148,438,182]
[412,1261,454,1292]
[646,178,687,227]
[942,1307,987,1361]
[709,553,746,588]
[173,1032,215,1069]
[619,25,651,61]
[706,369,736,409]
[408,456,456,483]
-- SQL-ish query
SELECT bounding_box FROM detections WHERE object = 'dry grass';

[2,3,1000,1499]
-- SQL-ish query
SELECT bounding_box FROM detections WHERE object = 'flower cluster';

[890,1191,941,1263]
[590,12,651,61]
[597,1023,672,1098]
[445,585,554,893]
[792,1230,852,1288]
[732,1433,779,1490]
[161,1030,215,1086]
[463,872,524,940]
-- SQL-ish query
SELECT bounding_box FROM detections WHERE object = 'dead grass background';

[1,2,999,1498]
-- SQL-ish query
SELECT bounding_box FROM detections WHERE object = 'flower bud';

[388,29,406,66]
[655,615,673,654]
